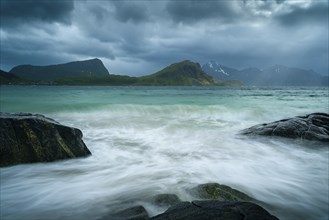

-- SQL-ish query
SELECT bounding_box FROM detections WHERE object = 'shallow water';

[0,86,328,220]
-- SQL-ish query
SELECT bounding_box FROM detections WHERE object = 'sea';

[0,85,328,220]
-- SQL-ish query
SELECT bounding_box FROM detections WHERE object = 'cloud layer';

[1,0,328,75]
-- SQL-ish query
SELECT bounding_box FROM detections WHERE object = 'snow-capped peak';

[205,61,230,76]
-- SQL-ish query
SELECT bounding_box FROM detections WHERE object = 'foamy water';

[1,86,328,220]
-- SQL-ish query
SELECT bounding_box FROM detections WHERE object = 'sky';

[0,0,328,76]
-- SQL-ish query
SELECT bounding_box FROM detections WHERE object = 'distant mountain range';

[202,61,328,86]
[1,59,222,86]
[1,58,327,86]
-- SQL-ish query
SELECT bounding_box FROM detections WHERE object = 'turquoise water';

[0,86,328,220]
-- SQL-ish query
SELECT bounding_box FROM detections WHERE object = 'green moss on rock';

[151,194,182,207]
[190,183,253,201]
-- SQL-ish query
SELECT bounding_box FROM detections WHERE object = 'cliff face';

[10,58,109,81]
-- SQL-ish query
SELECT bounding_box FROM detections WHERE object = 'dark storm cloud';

[166,0,240,23]
[112,1,150,23]
[0,31,75,70]
[0,0,328,76]
[275,1,328,26]
[1,49,72,71]
[0,0,74,27]
[88,5,109,23]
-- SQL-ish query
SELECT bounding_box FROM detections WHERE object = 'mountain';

[11,58,326,86]
[137,60,218,86]
[7,59,220,86]
[202,61,239,80]
[202,61,261,85]
[260,65,327,86]
[10,58,109,81]
[0,69,22,84]
[202,61,327,86]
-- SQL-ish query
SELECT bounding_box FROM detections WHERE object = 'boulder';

[99,184,279,220]
[150,194,182,207]
[100,205,149,220]
[241,113,329,142]
[0,112,91,167]
[151,200,279,220]
[101,201,280,220]
[189,183,253,201]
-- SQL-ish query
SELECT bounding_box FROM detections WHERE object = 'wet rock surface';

[100,183,279,220]
[0,112,91,167]
[189,183,253,201]
[150,194,182,207]
[151,201,279,220]
[241,113,329,142]
[100,205,150,220]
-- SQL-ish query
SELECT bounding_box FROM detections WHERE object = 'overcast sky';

[1,0,328,76]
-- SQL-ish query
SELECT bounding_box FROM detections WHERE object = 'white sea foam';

[1,86,328,220]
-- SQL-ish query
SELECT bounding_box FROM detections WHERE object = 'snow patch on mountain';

[219,67,229,76]
[206,61,229,76]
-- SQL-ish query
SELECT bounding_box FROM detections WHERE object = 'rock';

[99,185,278,220]
[151,194,182,207]
[0,112,91,167]
[100,205,149,220]
[151,200,279,220]
[241,113,329,142]
[189,183,253,201]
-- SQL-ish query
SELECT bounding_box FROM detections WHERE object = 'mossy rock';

[151,194,181,207]
[100,205,149,220]
[189,183,253,201]
[151,201,279,220]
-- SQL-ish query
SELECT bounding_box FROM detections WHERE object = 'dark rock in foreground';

[241,113,329,142]
[151,194,182,207]
[189,183,253,201]
[0,112,91,167]
[100,183,279,220]
[151,201,279,220]
[100,201,279,220]
[101,205,149,220]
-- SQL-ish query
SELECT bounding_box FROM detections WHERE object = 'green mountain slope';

[10,58,109,81]
[0,69,23,84]
[54,74,138,86]
[137,60,217,86]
